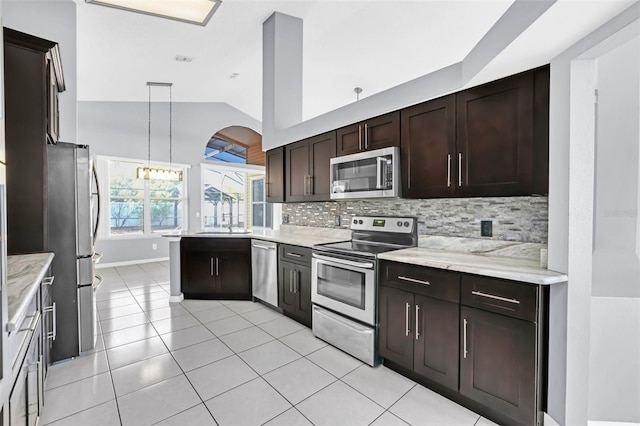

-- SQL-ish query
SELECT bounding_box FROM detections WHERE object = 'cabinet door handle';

[447,154,452,188]
[44,302,57,341]
[398,276,430,286]
[215,257,219,276]
[471,290,520,305]
[364,123,369,149]
[293,271,298,294]
[415,304,420,340]
[210,258,214,276]
[405,302,411,337]
[265,182,270,198]
[19,312,41,332]
[43,276,55,286]
[358,125,363,150]
[463,318,468,359]
[308,175,314,195]
[458,153,463,186]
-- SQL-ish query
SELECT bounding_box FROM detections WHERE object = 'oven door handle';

[312,253,374,270]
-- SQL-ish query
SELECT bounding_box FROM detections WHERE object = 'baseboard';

[588,422,640,426]
[96,257,170,269]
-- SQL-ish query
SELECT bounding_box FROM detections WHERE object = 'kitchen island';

[163,225,351,302]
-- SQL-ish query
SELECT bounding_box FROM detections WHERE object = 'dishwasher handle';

[251,242,276,250]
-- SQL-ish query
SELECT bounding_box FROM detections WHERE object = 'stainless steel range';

[311,215,418,366]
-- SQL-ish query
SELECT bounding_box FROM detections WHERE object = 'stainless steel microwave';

[330,147,400,200]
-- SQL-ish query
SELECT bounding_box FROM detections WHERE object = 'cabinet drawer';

[182,237,249,251]
[279,244,311,266]
[380,261,460,304]
[461,275,538,322]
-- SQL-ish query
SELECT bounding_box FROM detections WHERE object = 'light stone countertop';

[378,246,566,285]
[7,253,55,332]
[166,226,566,285]
[163,225,352,248]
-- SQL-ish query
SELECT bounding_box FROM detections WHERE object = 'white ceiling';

[76,0,636,122]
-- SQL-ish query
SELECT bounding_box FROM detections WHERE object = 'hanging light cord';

[147,83,152,170]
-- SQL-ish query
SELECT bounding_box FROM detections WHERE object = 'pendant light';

[136,82,183,181]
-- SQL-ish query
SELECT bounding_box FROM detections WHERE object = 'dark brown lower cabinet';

[181,238,251,300]
[278,244,312,326]
[10,315,43,426]
[279,261,312,327]
[379,260,547,426]
[379,285,459,390]
[460,306,537,425]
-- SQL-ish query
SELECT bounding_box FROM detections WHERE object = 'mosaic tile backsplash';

[282,196,548,244]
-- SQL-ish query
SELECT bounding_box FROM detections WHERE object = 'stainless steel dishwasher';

[251,240,278,307]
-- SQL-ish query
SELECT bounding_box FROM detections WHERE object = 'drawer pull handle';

[471,290,520,305]
[405,302,411,337]
[19,312,41,332]
[398,276,430,286]
[43,276,55,286]
[286,252,302,258]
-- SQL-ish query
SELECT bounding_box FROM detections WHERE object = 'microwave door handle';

[376,157,385,189]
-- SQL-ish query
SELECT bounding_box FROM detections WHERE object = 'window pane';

[109,160,144,197]
[151,199,183,233]
[252,203,264,228]
[251,178,264,202]
[150,178,183,198]
[202,168,247,230]
[110,198,143,235]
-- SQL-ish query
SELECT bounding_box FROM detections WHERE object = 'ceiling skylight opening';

[85,0,222,26]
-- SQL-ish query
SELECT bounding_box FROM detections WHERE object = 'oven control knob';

[353,219,357,225]
[358,219,363,225]
[397,221,402,227]
[404,221,410,228]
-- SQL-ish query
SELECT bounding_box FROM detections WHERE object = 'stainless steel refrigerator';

[47,142,96,361]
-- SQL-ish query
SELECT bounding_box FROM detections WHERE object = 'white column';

[168,237,184,303]
[564,59,597,425]
[262,12,303,139]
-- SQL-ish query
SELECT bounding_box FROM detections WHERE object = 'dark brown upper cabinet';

[336,111,400,156]
[401,95,456,198]
[4,27,65,255]
[400,66,549,199]
[285,131,336,202]
[457,71,534,197]
[265,147,285,203]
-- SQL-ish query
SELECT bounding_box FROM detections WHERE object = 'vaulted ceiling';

[76,0,636,121]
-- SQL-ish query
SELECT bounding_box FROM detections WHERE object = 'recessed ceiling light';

[85,0,222,26]
[229,73,240,79]
[175,55,194,62]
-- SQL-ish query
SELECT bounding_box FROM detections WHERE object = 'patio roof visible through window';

[205,136,247,163]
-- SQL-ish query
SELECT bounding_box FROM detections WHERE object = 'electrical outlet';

[334,215,341,227]
[481,220,493,237]
[282,214,289,224]
[152,243,158,250]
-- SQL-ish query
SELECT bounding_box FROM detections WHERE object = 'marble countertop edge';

[7,253,55,332]
[378,248,567,285]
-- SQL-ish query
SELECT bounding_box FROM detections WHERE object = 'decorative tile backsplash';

[282,196,548,243]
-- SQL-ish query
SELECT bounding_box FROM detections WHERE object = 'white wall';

[78,101,260,264]
[546,5,640,424]
[3,0,77,142]
[588,36,640,422]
